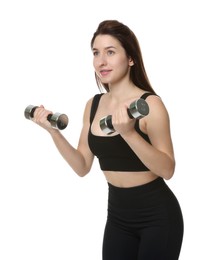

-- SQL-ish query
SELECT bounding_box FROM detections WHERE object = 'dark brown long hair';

[91,20,156,94]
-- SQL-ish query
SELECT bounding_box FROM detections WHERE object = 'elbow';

[68,155,93,177]
[76,165,91,178]
[164,172,174,181]
[77,171,89,177]
[162,159,175,180]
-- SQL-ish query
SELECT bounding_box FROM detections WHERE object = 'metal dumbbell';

[100,98,149,135]
[24,105,69,130]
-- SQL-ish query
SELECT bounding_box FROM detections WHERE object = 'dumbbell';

[24,105,69,130]
[100,98,149,135]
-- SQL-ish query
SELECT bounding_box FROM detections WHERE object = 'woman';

[33,20,184,260]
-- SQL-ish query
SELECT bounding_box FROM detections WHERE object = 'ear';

[128,57,134,66]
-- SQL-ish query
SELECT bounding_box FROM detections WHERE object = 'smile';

[100,70,112,76]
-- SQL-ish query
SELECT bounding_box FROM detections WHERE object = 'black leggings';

[102,177,184,260]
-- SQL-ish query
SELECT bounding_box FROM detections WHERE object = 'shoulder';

[144,94,170,128]
[86,93,104,108]
[142,93,167,112]
[85,94,101,107]
[83,94,104,118]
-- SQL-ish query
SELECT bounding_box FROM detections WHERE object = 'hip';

[107,177,183,228]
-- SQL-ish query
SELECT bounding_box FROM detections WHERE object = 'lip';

[99,69,112,77]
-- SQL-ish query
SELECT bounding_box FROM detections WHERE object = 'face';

[92,34,134,86]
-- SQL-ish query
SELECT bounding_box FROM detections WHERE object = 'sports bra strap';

[90,94,103,124]
[140,92,157,100]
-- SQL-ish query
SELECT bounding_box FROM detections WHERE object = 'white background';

[0,0,209,259]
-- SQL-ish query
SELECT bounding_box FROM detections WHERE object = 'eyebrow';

[92,46,117,51]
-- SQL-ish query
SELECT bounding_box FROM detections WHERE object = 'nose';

[95,53,107,67]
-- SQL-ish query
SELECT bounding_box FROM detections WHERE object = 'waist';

[104,171,158,188]
[107,177,174,212]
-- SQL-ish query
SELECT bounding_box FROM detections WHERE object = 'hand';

[111,104,136,135]
[32,105,55,132]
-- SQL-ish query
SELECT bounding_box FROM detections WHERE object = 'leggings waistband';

[107,177,174,209]
[108,177,165,193]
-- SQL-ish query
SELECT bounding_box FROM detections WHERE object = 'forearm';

[121,130,175,180]
[49,129,90,177]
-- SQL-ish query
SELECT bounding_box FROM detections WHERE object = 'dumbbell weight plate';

[24,105,38,120]
[50,113,68,130]
[128,98,149,119]
[99,115,115,135]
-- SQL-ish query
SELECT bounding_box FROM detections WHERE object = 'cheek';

[116,59,130,74]
[93,57,101,70]
[116,55,130,67]
[93,59,96,68]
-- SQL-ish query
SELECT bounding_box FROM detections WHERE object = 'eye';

[107,50,115,56]
[93,50,99,56]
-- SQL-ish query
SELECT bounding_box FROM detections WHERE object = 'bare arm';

[33,98,94,177]
[112,96,175,180]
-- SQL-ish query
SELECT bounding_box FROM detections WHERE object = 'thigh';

[138,201,184,260]
[138,225,169,260]
[102,222,139,260]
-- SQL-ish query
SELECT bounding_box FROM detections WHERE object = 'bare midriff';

[103,171,159,188]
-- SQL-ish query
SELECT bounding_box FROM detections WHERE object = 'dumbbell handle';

[100,98,149,135]
[24,105,69,130]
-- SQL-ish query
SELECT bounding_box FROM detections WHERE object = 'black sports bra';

[88,93,155,172]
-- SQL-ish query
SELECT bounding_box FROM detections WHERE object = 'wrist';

[48,127,60,136]
[121,128,138,140]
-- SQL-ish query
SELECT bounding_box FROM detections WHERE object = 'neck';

[108,83,142,102]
